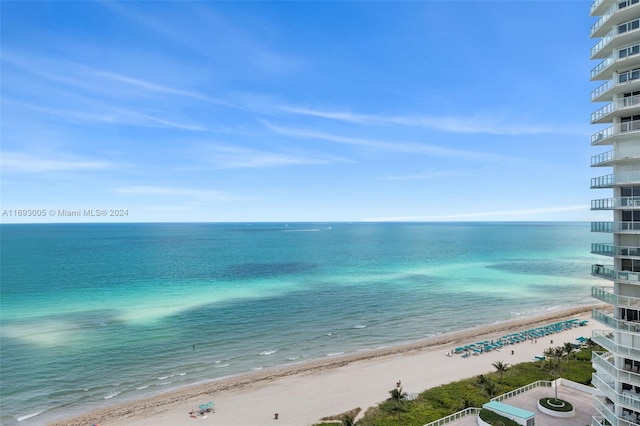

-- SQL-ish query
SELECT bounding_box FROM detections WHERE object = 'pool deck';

[445,385,597,426]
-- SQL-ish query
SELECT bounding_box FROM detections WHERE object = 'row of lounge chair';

[453,318,588,358]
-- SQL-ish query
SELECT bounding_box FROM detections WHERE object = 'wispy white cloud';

[263,122,513,161]
[362,205,588,222]
[114,185,240,202]
[279,105,586,136]
[18,103,209,131]
[1,151,116,173]
[201,145,350,169]
[379,170,463,181]
[87,70,232,106]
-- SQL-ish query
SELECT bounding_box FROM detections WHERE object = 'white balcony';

[593,330,640,360]
[593,96,640,125]
[593,286,640,307]
[592,71,640,102]
[591,148,640,166]
[592,48,640,81]
[593,372,640,410]
[592,264,640,281]
[591,19,640,59]
[593,308,640,334]
[591,119,640,145]
[591,0,612,17]
[593,351,640,387]
[592,0,640,38]
[592,197,640,209]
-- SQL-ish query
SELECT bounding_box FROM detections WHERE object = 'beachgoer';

[274,413,279,420]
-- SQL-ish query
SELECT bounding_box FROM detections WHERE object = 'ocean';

[0,222,602,425]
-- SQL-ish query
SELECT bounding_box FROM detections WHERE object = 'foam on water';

[0,222,600,426]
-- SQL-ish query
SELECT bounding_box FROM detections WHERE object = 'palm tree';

[553,346,565,362]
[389,386,407,402]
[482,379,499,399]
[475,374,489,387]
[341,414,355,426]
[541,359,561,402]
[563,342,574,361]
[492,360,510,383]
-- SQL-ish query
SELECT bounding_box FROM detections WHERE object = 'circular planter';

[537,398,575,418]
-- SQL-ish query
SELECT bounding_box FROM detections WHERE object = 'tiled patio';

[442,385,597,426]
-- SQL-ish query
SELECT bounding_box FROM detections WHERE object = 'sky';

[1,0,611,223]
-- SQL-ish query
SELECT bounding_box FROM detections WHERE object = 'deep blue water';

[0,222,602,425]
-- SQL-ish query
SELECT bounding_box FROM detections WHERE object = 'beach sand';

[50,305,605,426]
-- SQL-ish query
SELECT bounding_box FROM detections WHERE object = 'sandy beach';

[50,305,604,426]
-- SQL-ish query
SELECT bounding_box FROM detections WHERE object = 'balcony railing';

[593,350,640,387]
[591,171,640,188]
[592,243,616,255]
[590,0,606,16]
[594,330,640,359]
[592,95,640,123]
[593,373,640,410]
[593,222,615,232]
[591,244,640,256]
[592,197,640,209]
[592,264,640,282]
[591,3,617,36]
[593,286,640,308]
[592,0,640,37]
[592,221,640,232]
[593,308,640,334]
[591,149,640,166]
[591,119,640,144]
[592,397,618,426]
[591,27,614,58]
[592,72,640,101]
[592,57,615,80]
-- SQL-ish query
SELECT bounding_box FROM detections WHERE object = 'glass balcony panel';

[592,120,640,144]
[591,0,605,15]
[592,96,640,123]
[593,286,640,307]
[592,221,615,232]
[593,198,616,209]
[592,372,640,410]
[593,308,640,333]
[592,198,640,208]
[593,396,620,426]
[591,29,614,58]
[592,243,616,255]
[593,330,640,359]
[591,3,617,36]
[592,171,640,187]
[593,350,640,387]
[592,57,615,79]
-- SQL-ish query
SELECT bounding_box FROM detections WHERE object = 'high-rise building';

[590,1,640,425]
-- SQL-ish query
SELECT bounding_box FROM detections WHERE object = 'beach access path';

[52,305,603,426]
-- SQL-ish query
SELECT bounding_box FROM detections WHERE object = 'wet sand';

[50,304,603,426]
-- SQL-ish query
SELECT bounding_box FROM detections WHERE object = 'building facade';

[590,1,640,425]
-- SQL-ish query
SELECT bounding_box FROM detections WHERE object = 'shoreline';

[49,304,604,426]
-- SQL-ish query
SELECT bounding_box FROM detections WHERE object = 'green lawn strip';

[356,346,596,426]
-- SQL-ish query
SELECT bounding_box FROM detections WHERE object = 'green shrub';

[539,397,574,412]
[356,346,595,426]
[478,408,520,426]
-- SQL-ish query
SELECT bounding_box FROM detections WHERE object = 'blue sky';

[1,1,608,223]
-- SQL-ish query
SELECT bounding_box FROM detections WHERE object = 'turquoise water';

[0,222,601,425]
